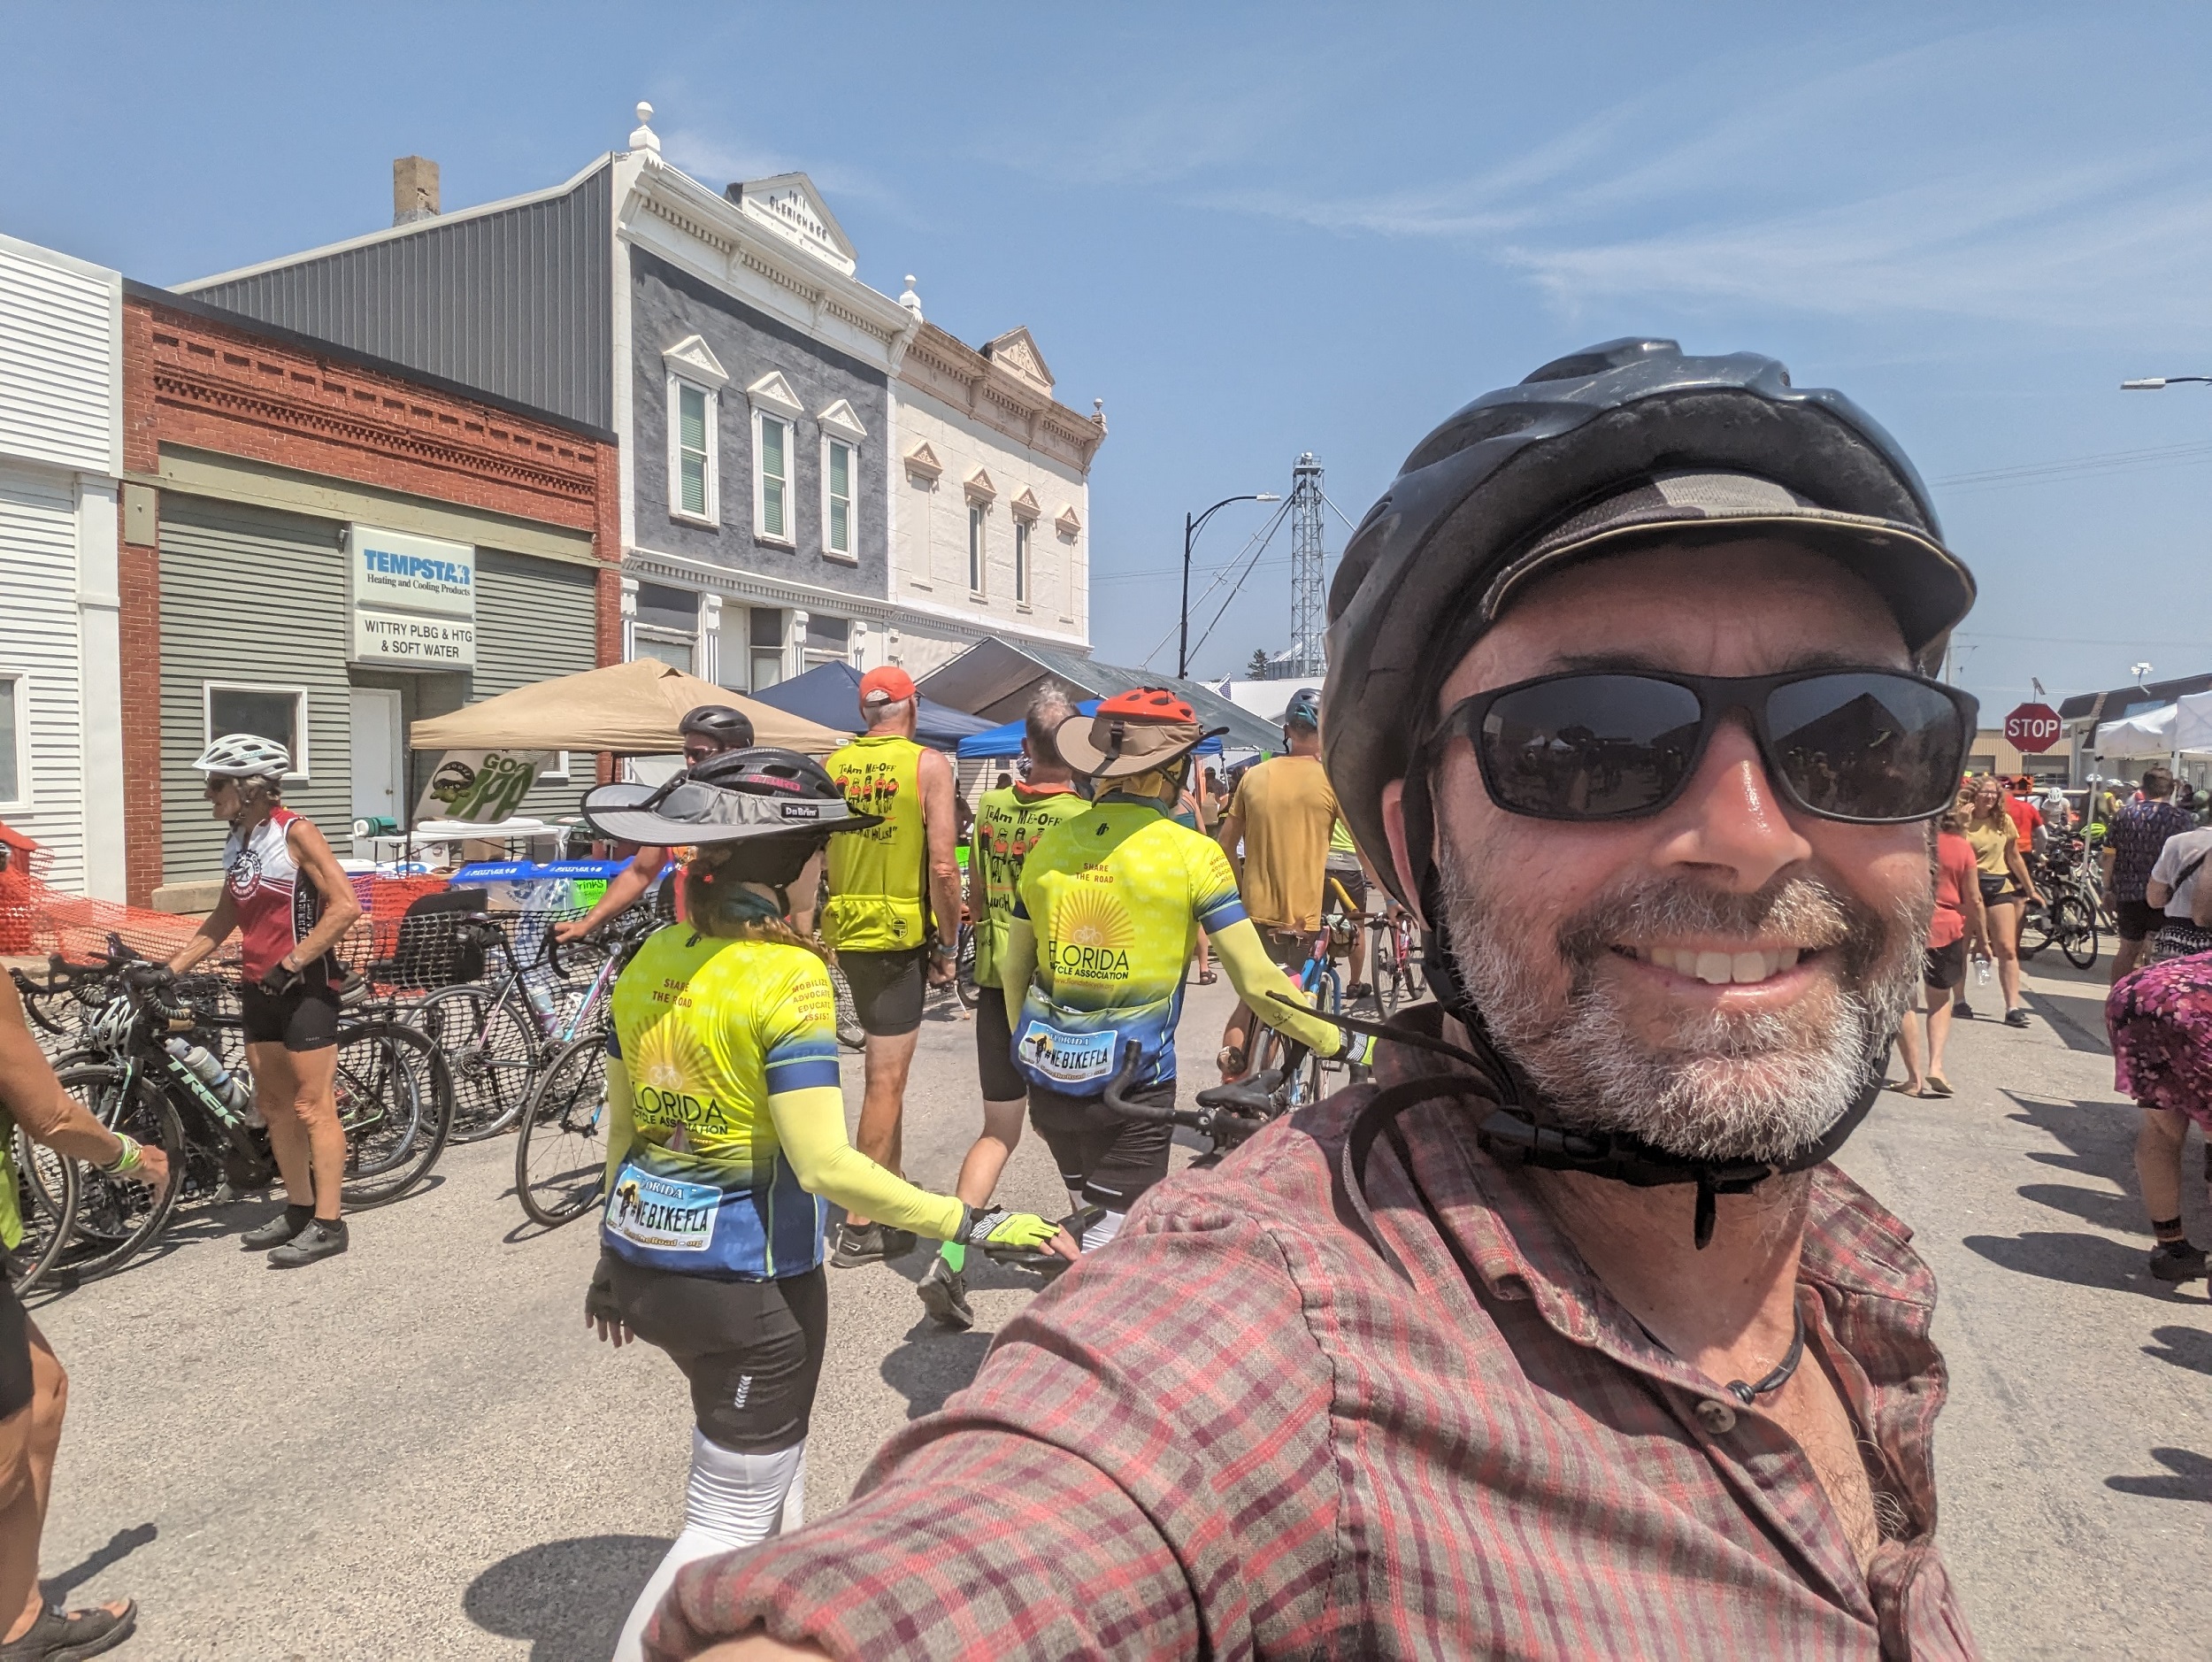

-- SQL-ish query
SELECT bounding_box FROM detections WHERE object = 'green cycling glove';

[1338,1031,1379,1067]
[955,1204,1059,1254]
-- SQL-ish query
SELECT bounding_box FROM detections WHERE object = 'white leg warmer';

[1080,1208,1126,1252]
[611,1432,807,1662]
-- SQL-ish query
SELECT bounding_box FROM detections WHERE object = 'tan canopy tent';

[409,657,846,756]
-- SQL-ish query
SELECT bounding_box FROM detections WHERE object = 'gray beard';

[1437,848,1928,1164]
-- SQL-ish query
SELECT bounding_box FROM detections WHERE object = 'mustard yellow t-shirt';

[1964,815,2017,878]
[1231,755,1340,932]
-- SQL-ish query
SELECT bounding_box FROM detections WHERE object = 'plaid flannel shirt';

[650,1020,1979,1660]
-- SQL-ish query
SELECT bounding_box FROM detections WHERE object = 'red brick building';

[119,284,620,906]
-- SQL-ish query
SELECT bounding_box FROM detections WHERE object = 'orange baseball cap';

[859,666,917,708]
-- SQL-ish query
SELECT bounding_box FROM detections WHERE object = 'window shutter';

[762,418,787,538]
[678,385,709,516]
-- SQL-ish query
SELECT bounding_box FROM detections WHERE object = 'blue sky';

[8,3,2212,718]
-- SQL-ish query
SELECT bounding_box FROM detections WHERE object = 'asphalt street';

[24,956,2212,1659]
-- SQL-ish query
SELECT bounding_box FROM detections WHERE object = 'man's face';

[1389,539,1932,1163]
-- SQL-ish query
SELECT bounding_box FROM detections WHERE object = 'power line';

[1932,440,2212,491]
[1183,499,1294,670]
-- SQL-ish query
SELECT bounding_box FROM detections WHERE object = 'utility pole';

[1286,453,1326,678]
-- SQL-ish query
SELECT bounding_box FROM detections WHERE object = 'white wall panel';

[0,469,88,890]
[0,235,120,476]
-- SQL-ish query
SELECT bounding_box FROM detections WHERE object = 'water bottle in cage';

[165,1036,250,1116]
[521,967,561,1028]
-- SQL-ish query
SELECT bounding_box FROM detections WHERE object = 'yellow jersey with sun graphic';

[972,782,1090,988]
[1010,799,1248,1092]
[605,927,846,1276]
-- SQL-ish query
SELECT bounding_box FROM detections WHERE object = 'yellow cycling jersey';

[971,782,1089,989]
[606,925,957,1275]
[824,734,927,952]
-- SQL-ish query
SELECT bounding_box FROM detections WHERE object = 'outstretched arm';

[1211,917,1353,1059]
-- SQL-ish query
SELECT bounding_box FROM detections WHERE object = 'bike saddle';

[1194,1069,1288,1115]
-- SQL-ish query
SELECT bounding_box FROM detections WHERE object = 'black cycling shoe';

[829,1222,916,1268]
[240,1204,312,1250]
[268,1218,348,1268]
[917,1256,974,1329]
[2148,1240,2209,1282]
[0,1599,137,1659]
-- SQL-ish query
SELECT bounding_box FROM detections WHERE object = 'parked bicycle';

[1248,876,1363,1107]
[511,908,657,1228]
[2022,837,2102,971]
[20,942,453,1280]
[1365,906,1425,1016]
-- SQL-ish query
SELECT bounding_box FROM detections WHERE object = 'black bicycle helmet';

[1324,337,1975,908]
[679,704,757,750]
[1316,340,1978,1243]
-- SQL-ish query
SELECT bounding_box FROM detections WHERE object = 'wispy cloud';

[659,126,900,215]
[1194,24,2212,329]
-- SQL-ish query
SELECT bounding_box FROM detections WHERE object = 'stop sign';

[2006,702,2062,753]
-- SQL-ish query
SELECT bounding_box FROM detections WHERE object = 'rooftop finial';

[898,274,923,320]
[630,102,661,157]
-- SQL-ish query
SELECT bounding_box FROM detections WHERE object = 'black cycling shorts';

[1263,930,1310,976]
[238,981,341,1051]
[840,949,926,1038]
[1923,938,1967,991]
[974,984,1025,1102]
[1029,1079,1176,1214]
[605,1258,828,1453]
[2116,898,2162,943]
[0,1266,35,1421]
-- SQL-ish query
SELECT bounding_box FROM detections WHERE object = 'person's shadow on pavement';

[465,1535,669,1662]
[2106,1448,2212,1504]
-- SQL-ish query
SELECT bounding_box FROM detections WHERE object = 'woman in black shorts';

[167,736,364,1266]
[1962,778,2043,1027]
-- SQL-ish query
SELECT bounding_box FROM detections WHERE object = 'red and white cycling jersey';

[223,808,330,980]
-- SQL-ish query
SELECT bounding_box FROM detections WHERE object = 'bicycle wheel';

[955,926,980,1010]
[2053,896,2101,971]
[335,1019,454,1208]
[514,1035,608,1228]
[8,1127,78,1296]
[57,1065,185,1280]
[1373,925,1404,1018]
[829,963,865,1051]
[413,983,539,1143]
[1397,923,1425,1002]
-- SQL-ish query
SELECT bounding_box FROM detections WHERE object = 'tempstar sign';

[346,524,477,668]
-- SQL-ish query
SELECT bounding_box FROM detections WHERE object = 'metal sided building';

[118,284,620,908]
[0,231,126,898]
[175,104,1104,707]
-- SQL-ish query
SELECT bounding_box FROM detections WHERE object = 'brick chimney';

[393,157,440,227]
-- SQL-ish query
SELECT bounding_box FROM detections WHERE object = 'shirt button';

[1694,1399,1739,1435]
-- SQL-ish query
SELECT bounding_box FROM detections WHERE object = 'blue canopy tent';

[745,661,995,753]
[957,698,1226,760]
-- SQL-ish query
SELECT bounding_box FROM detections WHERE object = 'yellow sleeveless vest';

[824,734,928,952]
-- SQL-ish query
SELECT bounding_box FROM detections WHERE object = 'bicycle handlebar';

[1097,1042,1296,1143]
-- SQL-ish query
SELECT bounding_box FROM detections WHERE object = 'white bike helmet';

[195,733,291,781]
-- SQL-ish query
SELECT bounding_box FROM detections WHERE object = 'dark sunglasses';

[1419,667,1978,825]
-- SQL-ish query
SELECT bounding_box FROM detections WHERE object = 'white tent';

[2177,690,2212,756]
[2093,704,2176,757]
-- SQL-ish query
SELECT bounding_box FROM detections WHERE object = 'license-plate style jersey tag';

[604,1163,719,1253]
[1012,1019,1118,1088]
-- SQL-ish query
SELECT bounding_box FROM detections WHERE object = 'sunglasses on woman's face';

[1420,667,1978,825]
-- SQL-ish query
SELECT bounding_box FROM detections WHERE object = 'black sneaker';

[241,1204,312,1250]
[917,1255,974,1329]
[0,1599,136,1659]
[268,1218,348,1268]
[2004,1007,2032,1028]
[1953,1001,1976,1020]
[829,1221,916,1268]
[2148,1240,2209,1282]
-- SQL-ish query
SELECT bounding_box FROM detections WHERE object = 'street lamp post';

[1179,493,1280,679]
[2122,376,2212,390]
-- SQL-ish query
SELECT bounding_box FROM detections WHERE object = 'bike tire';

[829,963,865,1051]
[955,926,980,1011]
[514,1034,607,1228]
[335,1018,454,1208]
[2055,896,2101,971]
[413,983,539,1143]
[8,1127,78,1297]
[56,1065,185,1281]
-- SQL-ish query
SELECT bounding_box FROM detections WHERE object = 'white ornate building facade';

[887,304,1104,675]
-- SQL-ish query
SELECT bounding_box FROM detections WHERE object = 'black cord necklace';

[1724,1308,1807,1406]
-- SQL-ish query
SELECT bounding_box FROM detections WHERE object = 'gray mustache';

[1556,874,1892,983]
